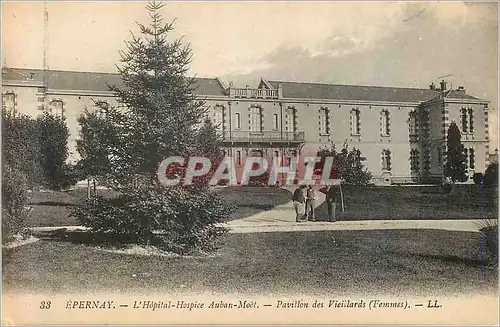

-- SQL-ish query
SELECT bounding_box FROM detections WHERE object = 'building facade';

[2,67,491,185]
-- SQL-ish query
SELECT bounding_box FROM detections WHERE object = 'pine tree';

[72,1,233,253]
[105,1,207,186]
[444,122,468,183]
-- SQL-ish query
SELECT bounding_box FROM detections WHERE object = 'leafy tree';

[37,112,75,190]
[72,1,233,253]
[444,122,467,183]
[2,110,44,188]
[75,105,118,197]
[316,143,372,186]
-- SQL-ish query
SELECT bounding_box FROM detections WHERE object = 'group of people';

[292,184,341,222]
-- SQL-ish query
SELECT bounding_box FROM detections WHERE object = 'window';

[461,108,468,133]
[350,109,360,135]
[250,149,264,157]
[249,106,262,132]
[2,92,16,114]
[382,149,391,171]
[213,105,224,132]
[50,100,64,118]
[274,150,279,158]
[410,149,419,172]
[234,112,241,129]
[468,108,474,134]
[381,110,390,136]
[469,148,475,169]
[319,108,329,135]
[285,107,295,132]
[409,111,418,136]
[235,150,242,166]
[273,114,279,130]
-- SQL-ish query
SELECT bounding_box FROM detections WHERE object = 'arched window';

[285,106,296,132]
[382,149,391,171]
[350,108,361,135]
[410,149,420,172]
[319,107,329,134]
[235,150,242,166]
[233,112,241,129]
[468,108,474,134]
[50,100,64,118]
[249,106,262,132]
[381,110,390,136]
[213,105,225,132]
[461,108,468,133]
[408,110,418,136]
[2,92,16,115]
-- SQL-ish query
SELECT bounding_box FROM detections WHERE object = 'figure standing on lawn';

[292,185,307,222]
[320,184,342,222]
[305,185,316,222]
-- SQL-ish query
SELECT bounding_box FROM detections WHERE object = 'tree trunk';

[93,179,97,197]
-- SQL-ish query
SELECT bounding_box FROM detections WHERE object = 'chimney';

[429,82,436,90]
[439,80,447,91]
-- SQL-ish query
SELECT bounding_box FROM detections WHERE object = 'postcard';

[2,1,498,325]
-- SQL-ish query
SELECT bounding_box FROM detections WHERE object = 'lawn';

[325,185,498,221]
[25,186,292,227]
[2,229,497,296]
[25,185,497,227]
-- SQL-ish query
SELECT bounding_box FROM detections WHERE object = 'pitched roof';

[2,68,227,96]
[268,80,441,103]
[268,80,483,103]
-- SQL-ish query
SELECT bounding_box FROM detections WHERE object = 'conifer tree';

[444,122,468,183]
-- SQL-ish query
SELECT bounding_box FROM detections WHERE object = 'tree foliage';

[72,1,233,253]
[484,162,498,187]
[37,112,75,190]
[444,122,468,183]
[316,143,372,186]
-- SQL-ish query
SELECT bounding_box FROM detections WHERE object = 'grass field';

[3,229,497,296]
[321,185,498,221]
[25,185,497,227]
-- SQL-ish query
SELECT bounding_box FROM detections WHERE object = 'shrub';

[473,173,483,185]
[71,185,235,254]
[484,163,498,187]
[2,110,44,188]
[2,165,30,244]
[478,219,498,268]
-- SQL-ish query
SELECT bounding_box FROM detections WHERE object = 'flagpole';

[340,182,345,212]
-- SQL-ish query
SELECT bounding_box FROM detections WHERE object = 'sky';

[2,1,498,148]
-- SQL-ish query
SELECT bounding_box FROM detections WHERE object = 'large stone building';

[2,67,491,185]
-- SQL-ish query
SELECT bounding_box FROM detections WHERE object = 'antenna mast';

[43,1,49,85]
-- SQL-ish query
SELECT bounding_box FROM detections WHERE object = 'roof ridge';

[4,67,120,76]
[267,79,439,92]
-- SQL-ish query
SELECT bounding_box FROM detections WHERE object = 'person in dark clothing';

[320,184,341,222]
[292,185,306,222]
[305,185,316,221]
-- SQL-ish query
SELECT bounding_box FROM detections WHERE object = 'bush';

[478,219,498,268]
[71,185,235,254]
[2,110,44,188]
[2,165,30,244]
[484,163,498,187]
[473,173,483,185]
